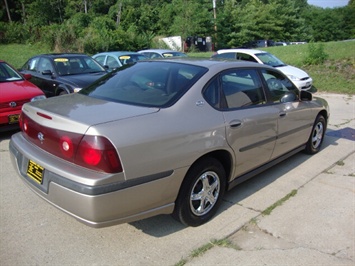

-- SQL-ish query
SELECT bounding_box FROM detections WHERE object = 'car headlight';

[73,88,82,93]
[31,95,46,102]
[287,75,300,81]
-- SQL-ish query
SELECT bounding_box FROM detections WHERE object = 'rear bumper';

[9,133,183,227]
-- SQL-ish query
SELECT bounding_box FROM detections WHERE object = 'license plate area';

[27,160,44,184]
[8,114,19,124]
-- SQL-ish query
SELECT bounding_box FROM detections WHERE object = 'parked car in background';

[242,40,276,48]
[93,51,147,71]
[19,53,108,97]
[212,49,313,90]
[138,49,188,59]
[10,58,328,228]
[0,60,45,132]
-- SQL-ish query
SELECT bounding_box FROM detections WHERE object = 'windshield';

[80,61,207,107]
[255,53,286,67]
[0,62,23,82]
[54,56,106,76]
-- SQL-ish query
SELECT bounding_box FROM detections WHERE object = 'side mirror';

[280,92,297,103]
[300,90,312,101]
[42,70,52,75]
[22,73,32,80]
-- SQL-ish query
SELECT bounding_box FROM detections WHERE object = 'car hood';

[24,93,159,133]
[275,65,309,79]
[57,72,107,88]
[0,80,43,102]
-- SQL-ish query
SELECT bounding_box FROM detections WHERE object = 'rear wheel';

[173,157,226,227]
[305,115,326,154]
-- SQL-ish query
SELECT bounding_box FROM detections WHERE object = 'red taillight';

[21,112,122,173]
[19,113,23,130]
[21,114,29,133]
[76,135,122,173]
[79,137,102,165]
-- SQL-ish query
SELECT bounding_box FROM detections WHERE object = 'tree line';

[1,0,354,54]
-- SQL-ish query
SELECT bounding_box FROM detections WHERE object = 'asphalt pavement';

[0,93,354,266]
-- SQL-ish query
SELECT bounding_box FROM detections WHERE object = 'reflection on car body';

[9,59,329,228]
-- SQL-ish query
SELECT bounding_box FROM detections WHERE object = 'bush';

[303,42,329,65]
[0,22,32,44]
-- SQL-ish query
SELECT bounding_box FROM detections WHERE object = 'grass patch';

[190,242,214,258]
[336,160,345,166]
[174,238,241,266]
[262,189,297,216]
[0,43,52,69]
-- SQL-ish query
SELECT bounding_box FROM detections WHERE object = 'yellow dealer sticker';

[119,56,131,60]
[54,58,69,62]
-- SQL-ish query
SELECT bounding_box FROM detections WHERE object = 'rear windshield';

[80,61,207,107]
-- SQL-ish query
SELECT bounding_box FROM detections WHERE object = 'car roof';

[145,57,271,69]
[93,51,143,57]
[138,49,184,53]
[33,53,90,58]
[217,49,267,55]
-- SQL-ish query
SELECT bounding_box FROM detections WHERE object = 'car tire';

[305,115,326,154]
[172,157,226,227]
[59,90,68,96]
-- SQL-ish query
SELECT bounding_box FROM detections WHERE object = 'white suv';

[212,49,313,90]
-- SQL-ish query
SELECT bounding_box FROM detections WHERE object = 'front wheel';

[58,90,69,96]
[172,157,226,227]
[305,115,326,154]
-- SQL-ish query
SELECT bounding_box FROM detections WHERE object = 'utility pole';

[116,2,122,27]
[212,0,217,50]
[213,0,217,30]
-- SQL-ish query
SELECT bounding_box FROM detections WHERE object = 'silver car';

[9,59,329,228]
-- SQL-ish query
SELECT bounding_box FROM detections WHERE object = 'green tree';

[223,0,307,47]
[26,0,65,26]
[303,6,350,42]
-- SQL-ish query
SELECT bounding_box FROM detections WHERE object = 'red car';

[0,60,46,132]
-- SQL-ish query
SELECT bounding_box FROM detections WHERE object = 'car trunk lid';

[22,93,159,134]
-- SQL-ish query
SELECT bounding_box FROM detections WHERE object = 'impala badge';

[37,132,44,144]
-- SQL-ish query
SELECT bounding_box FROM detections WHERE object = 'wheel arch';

[188,149,233,190]
[172,149,232,226]
[55,84,71,96]
[318,110,329,126]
